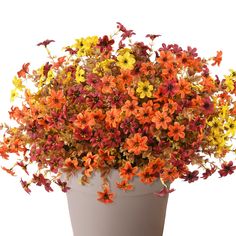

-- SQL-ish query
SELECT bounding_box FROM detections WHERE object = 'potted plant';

[1,22,236,236]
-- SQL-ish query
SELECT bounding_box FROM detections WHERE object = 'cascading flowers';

[1,23,236,203]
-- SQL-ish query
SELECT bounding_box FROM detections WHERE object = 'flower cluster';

[1,23,236,203]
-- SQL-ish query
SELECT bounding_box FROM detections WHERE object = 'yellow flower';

[229,69,236,77]
[12,76,25,91]
[76,67,85,83]
[117,48,132,55]
[100,59,115,73]
[117,52,136,70]
[136,81,153,98]
[219,105,229,119]
[224,117,236,137]
[92,62,103,76]
[207,117,222,132]
[74,36,98,57]
[10,89,19,102]
[85,36,98,49]
[74,38,86,57]
[45,70,54,85]
[208,134,226,148]
[38,69,53,88]
[93,59,115,76]
[63,72,72,85]
[191,83,203,93]
[224,75,234,92]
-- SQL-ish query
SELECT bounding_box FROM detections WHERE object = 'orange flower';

[160,166,179,182]
[65,158,79,168]
[0,144,9,160]
[136,101,154,124]
[82,152,99,168]
[153,87,168,103]
[125,133,148,155]
[191,95,204,108]
[178,79,191,99]
[148,158,165,173]
[101,76,116,93]
[105,108,121,128]
[211,50,222,66]
[98,149,115,167]
[127,87,138,101]
[200,76,216,93]
[152,111,171,129]
[161,63,177,80]
[9,139,26,154]
[116,179,134,191]
[117,70,134,86]
[119,161,138,180]
[97,185,115,203]
[84,165,94,177]
[1,166,16,176]
[17,63,30,78]
[168,122,185,141]
[47,89,66,109]
[177,52,190,67]
[74,110,95,129]
[162,99,178,115]
[137,167,157,184]
[156,51,174,66]
[64,158,81,173]
[122,100,139,117]
[140,62,156,76]
[189,57,202,72]
[93,109,105,121]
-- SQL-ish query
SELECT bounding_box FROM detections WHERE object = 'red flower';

[20,179,31,194]
[201,97,214,115]
[218,161,236,177]
[32,174,53,192]
[146,34,161,41]
[189,117,206,131]
[37,39,55,47]
[181,170,199,183]
[65,46,77,55]
[161,79,179,97]
[97,35,114,52]
[56,179,71,192]
[117,22,135,40]
[202,166,216,179]
[154,187,175,197]
[52,56,66,69]
[17,161,29,175]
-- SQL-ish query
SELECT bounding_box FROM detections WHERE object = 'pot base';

[66,170,169,236]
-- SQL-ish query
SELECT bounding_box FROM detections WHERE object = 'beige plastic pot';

[66,170,169,236]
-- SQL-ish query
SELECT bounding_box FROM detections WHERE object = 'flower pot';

[66,170,169,236]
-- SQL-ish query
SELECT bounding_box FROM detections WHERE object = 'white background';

[0,0,236,235]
